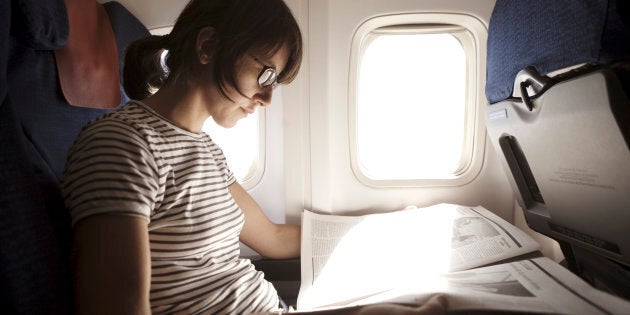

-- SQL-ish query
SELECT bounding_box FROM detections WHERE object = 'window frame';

[348,13,487,187]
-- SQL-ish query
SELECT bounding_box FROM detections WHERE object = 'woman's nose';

[253,87,273,107]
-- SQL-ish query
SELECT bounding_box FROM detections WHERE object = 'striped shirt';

[61,101,279,314]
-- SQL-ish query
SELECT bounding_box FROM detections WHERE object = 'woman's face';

[206,45,290,128]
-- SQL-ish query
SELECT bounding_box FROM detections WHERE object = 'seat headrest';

[103,1,151,58]
[103,0,152,102]
[54,0,121,109]
[485,0,630,104]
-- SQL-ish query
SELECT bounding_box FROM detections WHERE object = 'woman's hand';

[355,295,448,315]
[249,294,447,315]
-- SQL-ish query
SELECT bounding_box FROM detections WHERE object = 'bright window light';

[356,32,467,180]
[301,205,456,309]
[202,111,261,184]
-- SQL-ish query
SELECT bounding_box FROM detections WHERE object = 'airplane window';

[202,110,264,188]
[353,27,472,182]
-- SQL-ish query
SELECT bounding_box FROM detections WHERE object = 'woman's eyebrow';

[261,57,277,69]
[254,53,278,68]
[254,53,288,77]
[250,56,277,73]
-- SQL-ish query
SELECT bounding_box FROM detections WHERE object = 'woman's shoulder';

[66,101,162,158]
[107,100,158,129]
[79,101,161,138]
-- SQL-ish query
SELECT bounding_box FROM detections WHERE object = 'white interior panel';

[99,0,188,30]
[299,0,515,221]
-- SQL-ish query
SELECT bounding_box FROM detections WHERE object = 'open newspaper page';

[347,257,630,315]
[297,203,540,310]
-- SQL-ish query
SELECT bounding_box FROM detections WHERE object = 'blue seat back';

[0,1,149,313]
[485,0,630,300]
[486,0,630,104]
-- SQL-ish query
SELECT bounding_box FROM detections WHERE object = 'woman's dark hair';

[123,0,302,100]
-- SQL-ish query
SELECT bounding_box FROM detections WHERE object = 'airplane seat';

[0,0,149,313]
[485,0,630,299]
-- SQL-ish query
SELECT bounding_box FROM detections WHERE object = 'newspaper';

[297,203,541,309]
[296,204,630,314]
[341,257,630,315]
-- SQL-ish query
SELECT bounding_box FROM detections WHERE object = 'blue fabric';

[104,1,151,97]
[1,1,72,313]
[486,0,630,104]
[0,97,72,314]
[8,1,150,183]
[11,0,68,50]
[8,45,112,182]
[1,1,149,313]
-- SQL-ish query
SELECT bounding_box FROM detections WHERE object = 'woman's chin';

[216,119,239,129]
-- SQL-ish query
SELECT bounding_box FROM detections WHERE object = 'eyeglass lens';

[258,67,277,88]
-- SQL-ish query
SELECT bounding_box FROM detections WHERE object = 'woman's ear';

[196,26,216,65]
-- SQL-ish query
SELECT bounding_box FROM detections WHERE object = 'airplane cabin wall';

[104,0,563,260]
[283,0,515,218]
[282,0,562,261]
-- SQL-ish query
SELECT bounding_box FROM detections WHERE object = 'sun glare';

[307,206,457,308]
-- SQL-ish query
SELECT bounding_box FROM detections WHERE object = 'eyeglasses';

[252,56,278,88]
[258,66,278,88]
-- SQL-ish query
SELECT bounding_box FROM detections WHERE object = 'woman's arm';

[72,215,152,315]
[229,182,301,259]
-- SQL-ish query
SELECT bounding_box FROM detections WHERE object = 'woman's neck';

[141,83,209,134]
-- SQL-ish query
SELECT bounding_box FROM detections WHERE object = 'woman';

[62,0,301,314]
[62,0,446,314]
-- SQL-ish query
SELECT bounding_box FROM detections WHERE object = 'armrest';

[253,258,301,307]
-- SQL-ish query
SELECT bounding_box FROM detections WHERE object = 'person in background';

[61,0,448,314]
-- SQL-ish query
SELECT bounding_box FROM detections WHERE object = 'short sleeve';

[61,118,160,225]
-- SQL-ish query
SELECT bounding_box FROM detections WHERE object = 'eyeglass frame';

[251,55,279,89]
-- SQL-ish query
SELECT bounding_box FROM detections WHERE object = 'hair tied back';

[161,34,171,49]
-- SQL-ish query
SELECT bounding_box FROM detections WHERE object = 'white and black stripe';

[62,101,279,314]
